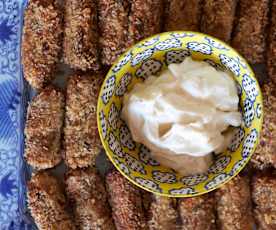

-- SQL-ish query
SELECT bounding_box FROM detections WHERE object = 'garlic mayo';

[122,57,241,175]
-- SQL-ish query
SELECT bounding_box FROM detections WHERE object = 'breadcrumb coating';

[147,194,178,230]
[65,168,115,230]
[63,0,100,70]
[64,74,103,169]
[98,0,131,65]
[105,170,147,230]
[251,84,276,170]
[128,0,163,44]
[164,0,202,31]
[27,171,76,230]
[252,171,276,229]
[231,0,269,64]
[267,0,276,84]
[215,175,255,230]
[22,0,63,90]
[25,86,64,170]
[201,0,238,42]
[178,194,216,230]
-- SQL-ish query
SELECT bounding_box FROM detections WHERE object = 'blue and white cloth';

[0,0,34,228]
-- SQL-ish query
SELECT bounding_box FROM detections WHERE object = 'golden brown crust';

[63,0,100,71]
[215,175,255,230]
[250,84,276,170]
[267,0,276,84]
[22,0,63,90]
[164,0,202,31]
[25,86,64,169]
[65,168,115,230]
[252,172,276,229]
[128,0,163,44]
[231,0,269,64]
[201,0,238,42]
[105,170,148,230]
[27,171,76,230]
[178,194,216,230]
[98,0,131,65]
[64,74,103,169]
[147,195,178,230]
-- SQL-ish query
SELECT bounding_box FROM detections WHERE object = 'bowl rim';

[97,31,263,197]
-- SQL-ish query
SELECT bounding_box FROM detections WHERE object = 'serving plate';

[0,0,269,228]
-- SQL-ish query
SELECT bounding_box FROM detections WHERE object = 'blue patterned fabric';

[0,0,34,229]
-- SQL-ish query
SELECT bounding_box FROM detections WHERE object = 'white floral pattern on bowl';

[97,32,263,197]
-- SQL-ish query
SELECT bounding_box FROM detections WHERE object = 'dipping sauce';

[122,57,242,175]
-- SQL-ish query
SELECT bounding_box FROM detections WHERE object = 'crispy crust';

[64,74,103,169]
[128,0,163,44]
[252,172,276,229]
[65,168,115,230]
[215,175,255,230]
[231,0,269,64]
[201,0,238,42]
[250,84,276,170]
[147,195,178,230]
[105,170,147,230]
[98,0,131,65]
[164,0,202,31]
[22,0,63,90]
[27,172,76,230]
[25,86,64,169]
[178,193,216,230]
[267,0,276,84]
[63,0,100,70]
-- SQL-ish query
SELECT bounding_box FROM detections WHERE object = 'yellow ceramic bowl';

[97,32,263,197]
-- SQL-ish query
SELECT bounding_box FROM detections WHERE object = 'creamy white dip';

[122,57,241,175]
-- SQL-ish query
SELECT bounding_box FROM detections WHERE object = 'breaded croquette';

[201,0,238,42]
[98,0,131,65]
[147,194,178,230]
[105,170,148,230]
[231,0,269,64]
[65,168,115,230]
[252,171,276,229]
[251,84,276,170]
[128,0,163,44]
[267,0,276,84]
[28,171,76,230]
[63,0,100,71]
[25,86,64,170]
[22,0,63,90]
[215,175,255,230]
[178,194,216,230]
[164,0,202,31]
[64,74,103,169]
